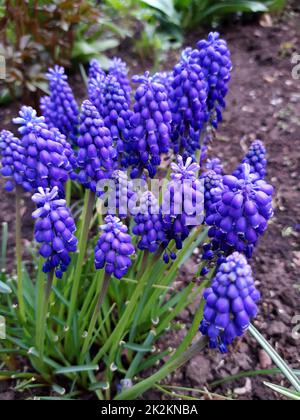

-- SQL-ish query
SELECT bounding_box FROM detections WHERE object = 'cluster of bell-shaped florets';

[206,164,274,258]
[201,169,223,212]
[0,130,31,192]
[196,32,232,128]
[42,66,79,144]
[133,191,166,253]
[233,140,267,181]
[13,106,75,196]
[153,71,174,97]
[170,48,208,157]
[89,59,105,80]
[205,157,224,175]
[95,216,135,279]
[89,74,133,166]
[76,100,116,193]
[200,252,261,353]
[109,57,131,103]
[162,156,204,259]
[32,187,77,279]
[129,72,172,178]
[105,170,137,218]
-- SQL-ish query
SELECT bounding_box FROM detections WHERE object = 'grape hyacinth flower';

[0,130,31,192]
[106,170,138,218]
[201,170,223,212]
[153,71,174,97]
[200,252,261,353]
[170,48,208,157]
[13,107,75,196]
[130,72,172,178]
[89,59,105,81]
[196,32,232,128]
[43,66,79,144]
[162,156,204,260]
[32,187,78,279]
[95,216,135,279]
[233,140,267,181]
[133,191,166,253]
[206,163,274,258]
[205,157,224,175]
[40,96,55,129]
[89,75,132,165]
[109,57,131,103]
[76,100,116,193]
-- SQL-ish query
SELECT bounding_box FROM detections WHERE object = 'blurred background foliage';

[0,0,286,103]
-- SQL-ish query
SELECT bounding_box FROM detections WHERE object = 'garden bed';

[0,1,299,401]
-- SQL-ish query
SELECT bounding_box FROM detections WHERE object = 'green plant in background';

[0,0,124,102]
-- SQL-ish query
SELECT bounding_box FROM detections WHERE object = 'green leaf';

[55,365,99,375]
[264,382,300,400]
[249,324,300,392]
[141,0,181,24]
[200,1,268,21]
[0,280,12,294]
[123,342,153,353]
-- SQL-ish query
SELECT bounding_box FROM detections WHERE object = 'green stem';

[65,179,72,208]
[80,272,111,363]
[65,190,95,353]
[115,336,209,400]
[36,270,55,359]
[15,186,26,323]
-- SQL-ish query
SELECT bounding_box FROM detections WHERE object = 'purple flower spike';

[205,157,224,175]
[95,216,135,279]
[200,252,260,353]
[109,57,131,103]
[89,59,105,81]
[89,74,133,167]
[205,163,274,258]
[162,156,203,257]
[32,186,77,279]
[133,191,166,253]
[170,48,208,158]
[233,140,267,181]
[43,66,79,144]
[196,32,232,128]
[0,130,31,192]
[76,100,116,193]
[129,72,172,178]
[13,106,75,196]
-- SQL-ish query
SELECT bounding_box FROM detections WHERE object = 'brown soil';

[0,0,299,401]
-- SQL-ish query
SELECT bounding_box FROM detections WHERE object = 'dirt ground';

[0,0,299,401]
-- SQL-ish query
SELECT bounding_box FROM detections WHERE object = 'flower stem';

[115,336,209,400]
[36,269,55,359]
[65,189,95,354]
[80,272,111,363]
[15,186,26,323]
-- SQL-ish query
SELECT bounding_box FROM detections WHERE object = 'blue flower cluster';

[170,48,208,157]
[32,187,77,278]
[201,170,223,212]
[162,156,203,257]
[89,74,132,165]
[106,170,137,218]
[109,57,131,103]
[200,252,260,353]
[233,140,267,181]
[133,191,166,253]
[205,157,223,175]
[196,32,232,128]
[76,100,116,193]
[130,72,172,178]
[206,163,274,258]
[0,130,31,192]
[42,66,79,144]
[89,59,105,80]
[13,106,75,196]
[95,216,135,279]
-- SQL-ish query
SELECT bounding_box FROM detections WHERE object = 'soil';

[0,0,299,401]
